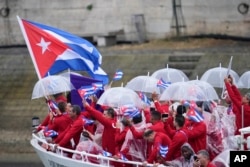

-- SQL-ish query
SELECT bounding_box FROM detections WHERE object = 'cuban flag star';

[187,109,204,122]
[17,16,109,84]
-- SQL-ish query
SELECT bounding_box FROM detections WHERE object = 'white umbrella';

[187,80,219,100]
[32,75,75,99]
[97,87,143,109]
[212,149,232,167]
[125,75,160,94]
[237,71,250,89]
[200,65,239,88]
[160,82,208,101]
[151,65,189,83]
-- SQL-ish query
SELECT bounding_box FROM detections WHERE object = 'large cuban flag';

[17,16,109,84]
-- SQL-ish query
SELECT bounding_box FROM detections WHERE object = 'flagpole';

[16,16,42,80]
[221,56,233,99]
[109,80,113,88]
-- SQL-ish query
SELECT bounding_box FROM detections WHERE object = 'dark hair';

[196,101,203,108]
[143,129,154,138]
[53,93,63,99]
[106,107,115,118]
[177,105,186,115]
[151,110,161,121]
[58,102,67,113]
[132,113,142,124]
[66,92,71,103]
[197,149,210,160]
[150,107,156,112]
[72,105,81,115]
[175,115,185,127]
[121,118,130,127]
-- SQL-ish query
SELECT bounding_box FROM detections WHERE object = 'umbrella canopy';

[160,82,208,101]
[125,75,160,94]
[97,87,143,109]
[187,80,219,100]
[237,71,250,89]
[200,66,239,88]
[32,75,75,99]
[151,67,189,83]
[212,149,232,167]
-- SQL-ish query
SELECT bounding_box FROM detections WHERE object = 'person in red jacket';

[82,98,117,155]
[184,106,207,153]
[54,105,84,155]
[114,118,130,155]
[193,149,216,167]
[53,93,67,103]
[224,76,250,135]
[129,110,166,139]
[162,102,181,134]
[165,115,188,161]
[142,129,172,165]
[152,92,170,114]
[120,113,148,162]
[47,102,72,136]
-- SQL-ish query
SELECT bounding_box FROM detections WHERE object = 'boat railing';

[32,133,154,167]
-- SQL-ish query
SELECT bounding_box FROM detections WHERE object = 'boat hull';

[31,138,101,167]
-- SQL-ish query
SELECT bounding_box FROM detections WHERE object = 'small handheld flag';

[120,105,141,118]
[102,150,112,157]
[113,70,123,81]
[82,117,95,125]
[138,92,151,106]
[187,109,204,122]
[117,153,128,161]
[47,100,59,116]
[92,82,103,92]
[44,130,58,138]
[78,85,95,99]
[157,78,171,89]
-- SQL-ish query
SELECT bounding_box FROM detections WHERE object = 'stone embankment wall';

[0,0,250,46]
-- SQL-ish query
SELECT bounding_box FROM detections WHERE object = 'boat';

[31,133,152,167]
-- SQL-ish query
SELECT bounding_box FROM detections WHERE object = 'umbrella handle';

[221,85,227,99]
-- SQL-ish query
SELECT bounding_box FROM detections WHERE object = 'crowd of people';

[34,75,250,167]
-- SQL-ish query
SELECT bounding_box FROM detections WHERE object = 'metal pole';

[172,0,180,36]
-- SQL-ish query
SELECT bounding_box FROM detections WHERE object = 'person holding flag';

[35,97,61,132]
[184,102,207,153]
[47,101,72,138]
[142,129,172,165]
[224,75,250,150]
[151,91,170,115]
[53,105,84,157]
[82,98,117,156]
